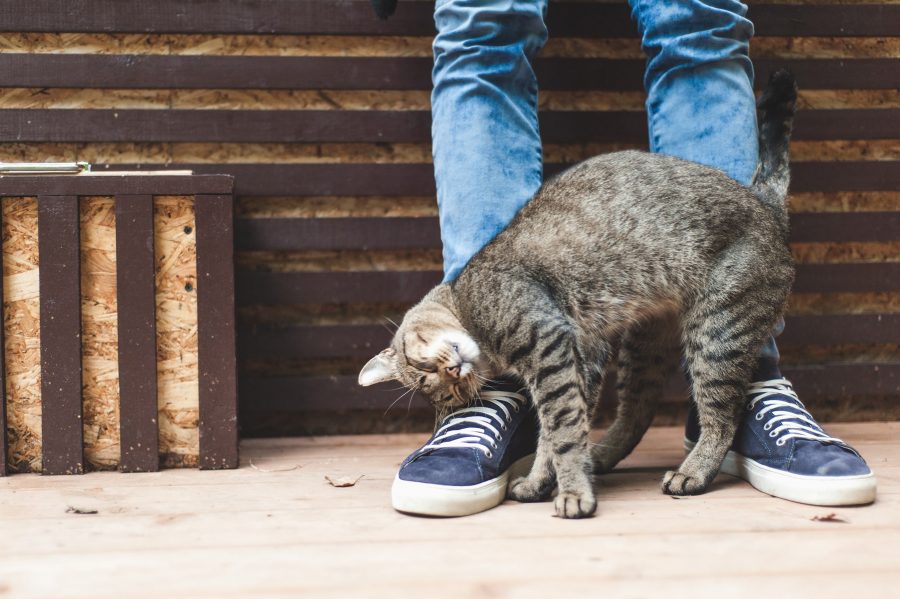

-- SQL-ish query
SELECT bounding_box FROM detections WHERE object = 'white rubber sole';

[391,453,536,517]
[685,439,877,506]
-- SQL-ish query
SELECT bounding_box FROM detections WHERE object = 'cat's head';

[358,285,489,409]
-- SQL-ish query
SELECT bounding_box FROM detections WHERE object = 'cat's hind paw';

[554,490,597,519]
[661,470,708,495]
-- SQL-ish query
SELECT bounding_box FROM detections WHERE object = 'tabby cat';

[359,71,797,518]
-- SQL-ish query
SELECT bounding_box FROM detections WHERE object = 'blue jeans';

[432,0,781,365]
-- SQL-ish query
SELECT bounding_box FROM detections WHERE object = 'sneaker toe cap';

[398,452,486,487]
[790,442,872,477]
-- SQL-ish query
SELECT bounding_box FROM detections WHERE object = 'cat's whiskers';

[383,384,418,417]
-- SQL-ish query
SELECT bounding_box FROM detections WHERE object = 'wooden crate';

[0,173,237,475]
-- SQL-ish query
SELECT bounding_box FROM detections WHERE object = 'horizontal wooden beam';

[234,211,899,252]
[0,163,893,200]
[238,314,900,361]
[2,1,895,36]
[95,162,900,196]
[792,263,900,293]
[4,109,897,143]
[0,174,233,196]
[235,263,900,306]
[235,270,441,305]
[788,212,900,243]
[0,55,895,91]
[238,362,900,414]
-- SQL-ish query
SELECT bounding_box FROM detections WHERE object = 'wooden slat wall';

[0,0,897,434]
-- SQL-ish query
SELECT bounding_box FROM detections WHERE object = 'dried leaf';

[66,506,98,515]
[325,474,364,487]
[811,512,847,523]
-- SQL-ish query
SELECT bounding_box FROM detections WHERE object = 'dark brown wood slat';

[238,362,900,413]
[37,195,83,475]
[235,211,898,252]
[0,55,434,90]
[3,162,895,200]
[99,164,437,196]
[195,194,239,470]
[238,314,900,361]
[789,212,900,243]
[115,194,159,473]
[0,110,433,144]
[235,217,441,251]
[3,1,895,36]
[238,324,391,360]
[778,314,900,348]
[749,4,900,37]
[794,263,900,293]
[0,175,233,197]
[100,161,900,196]
[793,110,900,141]
[789,162,900,193]
[238,374,418,413]
[786,363,900,398]
[236,270,441,305]
[235,263,898,306]
[4,108,899,143]
[1,55,897,91]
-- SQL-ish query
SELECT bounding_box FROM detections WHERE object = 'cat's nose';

[445,365,461,379]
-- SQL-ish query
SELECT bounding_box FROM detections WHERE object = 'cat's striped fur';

[360,71,797,518]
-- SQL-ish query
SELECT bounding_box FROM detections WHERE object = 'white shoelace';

[417,391,527,459]
[746,378,847,448]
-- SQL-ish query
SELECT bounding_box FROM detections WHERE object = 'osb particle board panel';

[3,197,42,473]
[154,196,199,468]
[2,195,201,472]
[81,196,120,469]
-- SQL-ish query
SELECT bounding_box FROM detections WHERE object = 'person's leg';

[389,0,549,518]
[432,0,548,282]
[631,0,875,505]
[629,0,782,366]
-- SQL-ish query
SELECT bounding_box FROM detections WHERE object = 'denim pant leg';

[630,0,782,367]
[432,0,548,282]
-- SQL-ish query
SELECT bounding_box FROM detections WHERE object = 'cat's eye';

[451,343,459,352]
[410,359,438,373]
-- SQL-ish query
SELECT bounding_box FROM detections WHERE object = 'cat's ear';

[358,348,399,386]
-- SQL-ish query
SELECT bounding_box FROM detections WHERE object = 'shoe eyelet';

[501,424,508,431]
[486,451,493,459]
[755,413,764,421]
[769,431,778,438]
[763,422,771,430]
[491,442,498,450]
[495,432,502,440]
[514,406,520,413]
[776,438,786,447]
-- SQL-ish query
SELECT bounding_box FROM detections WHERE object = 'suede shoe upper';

[687,378,872,477]
[398,390,538,487]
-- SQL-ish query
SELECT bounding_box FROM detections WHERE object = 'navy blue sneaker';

[392,390,537,517]
[686,377,877,506]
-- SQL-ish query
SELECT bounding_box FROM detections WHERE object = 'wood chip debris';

[325,474,364,487]
[248,457,300,473]
[66,506,98,515]
[811,512,847,523]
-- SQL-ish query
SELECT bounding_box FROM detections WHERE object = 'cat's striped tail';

[750,69,797,237]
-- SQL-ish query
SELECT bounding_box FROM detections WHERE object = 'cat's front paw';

[508,475,552,503]
[554,490,597,519]
[661,470,708,495]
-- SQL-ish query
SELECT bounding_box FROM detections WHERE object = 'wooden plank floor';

[2,422,898,599]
